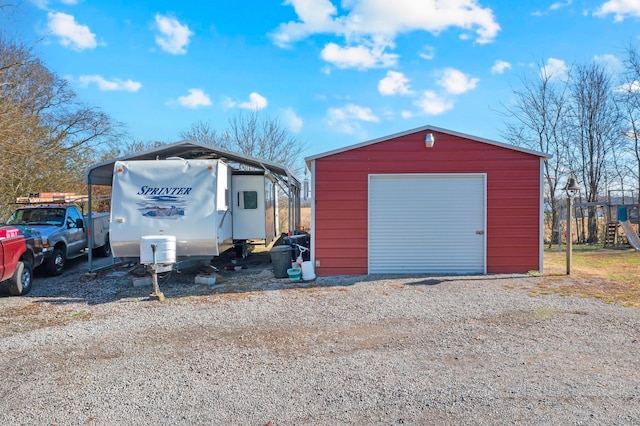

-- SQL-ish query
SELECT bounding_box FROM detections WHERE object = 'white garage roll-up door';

[368,174,486,274]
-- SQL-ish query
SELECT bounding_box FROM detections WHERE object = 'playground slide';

[619,220,640,251]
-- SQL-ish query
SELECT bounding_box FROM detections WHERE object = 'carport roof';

[304,124,552,169]
[86,140,300,187]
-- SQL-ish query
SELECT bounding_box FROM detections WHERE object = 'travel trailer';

[109,158,278,262]
[85,141,301,273]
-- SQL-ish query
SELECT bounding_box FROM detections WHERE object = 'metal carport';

[84,140,301,271]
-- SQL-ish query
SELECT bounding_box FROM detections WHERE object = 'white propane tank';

[140,235,176,264]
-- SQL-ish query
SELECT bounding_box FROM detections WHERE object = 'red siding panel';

[312,130,543,276]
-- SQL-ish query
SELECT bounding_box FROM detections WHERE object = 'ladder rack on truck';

[15,193,90,208]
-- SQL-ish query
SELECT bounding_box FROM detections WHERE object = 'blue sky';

[3,0,640,167]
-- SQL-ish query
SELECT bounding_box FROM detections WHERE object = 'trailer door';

[232,174,270,241]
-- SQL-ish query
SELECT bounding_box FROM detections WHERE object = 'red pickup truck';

[0,226,44,296]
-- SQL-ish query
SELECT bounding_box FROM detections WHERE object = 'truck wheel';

[8,261,33,296]
[45,248,65,276]
[94,233,112,258]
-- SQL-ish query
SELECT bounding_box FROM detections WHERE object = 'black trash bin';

[270,245,293,278]
[285,233,311,261]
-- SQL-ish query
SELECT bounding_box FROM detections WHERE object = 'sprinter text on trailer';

[109,158,278,269]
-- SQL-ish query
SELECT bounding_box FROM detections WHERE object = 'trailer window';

[240,191,258,209]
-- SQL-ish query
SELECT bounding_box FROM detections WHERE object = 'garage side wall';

[312,131,543,276]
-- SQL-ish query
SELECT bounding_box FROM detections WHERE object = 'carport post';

[87,183,94,272]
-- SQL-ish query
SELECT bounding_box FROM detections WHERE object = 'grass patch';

[541,245,640,308]
[70,311,91,320]
[0,304,94,339]
[531,307,562,320]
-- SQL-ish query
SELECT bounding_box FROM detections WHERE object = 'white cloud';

[30,0,49,9]
[341,104,379,122]
[550,0,572,10]
[320,42,398,69]
[47,12,97,50]
[271,0,500,70]
[327,103,379,134]
[594,53,624,74]
[616,81,640,93]
[221,97,236,109]
[378,71,412,96]
[320,65,332,75]
[491,60,511,74]
[237,92,268,110]
[224,93,269,110]
[540,58,569,81]
[414,91,454,115]
[272,0,500,46]
[533,0,572,15]
[437,68,479,94]
[32,0,79,9]
[154,14,193,55]
[270,0,340,47]
[176,89,212,109]
[419,45,436,60]
[282,108,304,133]
[77,75,141,92]
[594,0,640,21]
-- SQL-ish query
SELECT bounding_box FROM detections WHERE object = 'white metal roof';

[86,140,300,188]
[84,140,302,272]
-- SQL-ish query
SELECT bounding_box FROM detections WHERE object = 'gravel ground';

[0,253,639,425]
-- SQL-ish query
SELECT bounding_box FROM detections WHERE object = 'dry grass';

[300,206,311,230]
[0,303,92,338]
[278,205,311,233]
[538,246,640,308]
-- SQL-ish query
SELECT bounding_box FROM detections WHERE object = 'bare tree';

[181,110,306,174]
[0,2,18,17]
[229,111,304,168]
[501,61,571,244]
[0,33,121,217]
[179,120,229,149]
[566,62,624,242]
[619,43,640,204]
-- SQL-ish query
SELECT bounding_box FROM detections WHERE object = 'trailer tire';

[94,233,112,258]
[8,261,33,296]
[45,248,65,276]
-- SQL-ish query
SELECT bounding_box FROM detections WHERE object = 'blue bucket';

[287,268,302,281]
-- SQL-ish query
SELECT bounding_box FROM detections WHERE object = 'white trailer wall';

[110,159,223,258]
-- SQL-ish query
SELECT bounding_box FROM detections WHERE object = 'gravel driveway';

[0,255,638,425]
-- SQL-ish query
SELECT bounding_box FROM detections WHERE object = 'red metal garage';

[305,125,550,276]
